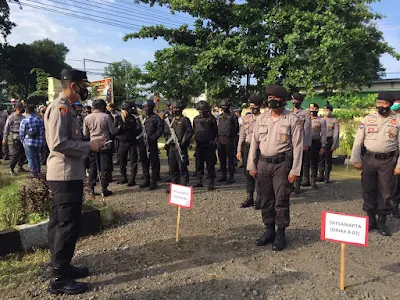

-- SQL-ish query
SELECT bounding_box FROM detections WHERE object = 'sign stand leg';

[340,243,345,290]
[176,207,181,242]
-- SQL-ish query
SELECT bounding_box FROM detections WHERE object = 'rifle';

[136,114,150,159]
[165,118,184,162]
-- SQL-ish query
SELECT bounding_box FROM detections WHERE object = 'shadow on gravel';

[75,225,319,289]
[112,274,308,300]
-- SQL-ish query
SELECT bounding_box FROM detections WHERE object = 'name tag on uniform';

[367,127,378,133]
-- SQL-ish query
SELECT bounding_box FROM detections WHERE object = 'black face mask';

[310,111,318,117]
[74,84,89,101]
[174,109,182,116]
[222,106,230,113]
[377,106,389,115]
[145,107,154,116]
[199,110,208,117]
[268,100,284,109]
[251,107,260,115]
[293,102,302,109]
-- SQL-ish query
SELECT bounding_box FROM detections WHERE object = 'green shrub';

[333,109,369,120]
[27,213,42,225]
[337,123,358,158]
[0,184,23,230]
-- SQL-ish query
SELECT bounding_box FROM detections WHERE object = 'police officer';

[193,100,218,190]
[302,103,327,189]
[165,101,194,186]
[238,95,263,209]
[3,102,27,175]
[0,105,9,160]
[45,69,105,295]
[114,101,139,186]
[163,102,174,183]
[83,99,118,197]
[247,85,303,251]
[318,102,339,183]
[140,100,163,190]
[217,99,239,184]
[291,93,312,194]
[351,92,400,236]
[391,92,400,218]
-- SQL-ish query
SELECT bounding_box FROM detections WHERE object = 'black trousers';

[303,139,321,182]
[169,145,189,185]
[48,181,83,269]
[41,140,49,165]
[258,159,291,228]
[10,139,25,170]
[233,135,239,167]
[218,142,235,176]
[243,144,259,195]
[140,141,160,183]
[118,140,138,181]
[393,175,400,205]
[318,137,333,176]
[362,155,394,215]
[195,142,216,181]
[88,150,111,190]
[2,140,9,160]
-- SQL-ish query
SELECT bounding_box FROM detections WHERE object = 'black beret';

[324,101,333,111]
[292,93,304,102]
[391,91,400,101]
[143,100,155,107]
[92,99,106,108]
[61,69,89,82]
[377,91,394,104]
[310,103,320,109]
[266,85,289,98]
[249,94,264,106]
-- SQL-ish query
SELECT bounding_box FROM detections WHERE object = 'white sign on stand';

[168,184,193,242]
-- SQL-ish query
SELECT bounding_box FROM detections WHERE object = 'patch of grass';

[331,165,361,180]
[0,249,49,290]
[0,183,23,230]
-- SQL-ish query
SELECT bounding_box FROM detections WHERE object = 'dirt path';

[2,162,400,300]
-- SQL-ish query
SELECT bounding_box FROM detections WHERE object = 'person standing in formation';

[107,102,121,168]
[83,99,118,198]
[391,92,400,218]
[247,85,303,251]
[140,100,164,190]
[217,99,239,184]
[302,103,327,189]
[0,105,9,160]
[3,102,27,175]
[318,102,339,183]
[351,92,400,236]
[163,102,174,183]
[290,93,312,194]
[238,95,264,209]
[19,105,45,178]
[165,101,193,187]
[45,69,105,295]
[113,101,139,187]
[193,100,218,190]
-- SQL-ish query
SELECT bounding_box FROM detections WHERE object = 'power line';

[17,2,141,31]
[114,0,194,22]
[23,0,146,30]
[86,0,193,28]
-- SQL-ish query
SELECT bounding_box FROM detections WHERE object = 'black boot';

[127,179,136,187]
[393,203,400,219]
[102,189,113,197]
[254,196,261,210]
[194,177,203,188]
[367,212,377,231]
[241,193,254,208]
[377,215,391,236]
[117,173,128,184]
[68,264,89,279]
[149,182,158,190]
[208,179,215,191]
[140,179,150,189]
[300,178,310,187]
[48,268,87,295]
[311,179,318,189]
[324,172,331,184]
[272,228,287,251]
[217,174,227,182]
[226,174,235,184]
[317,173,325,182]
[255,225,276,246]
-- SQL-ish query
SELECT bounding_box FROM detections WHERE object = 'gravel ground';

[1,160,400,300]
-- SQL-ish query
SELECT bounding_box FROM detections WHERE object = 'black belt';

[259,153,286,164]
[365,150,395,160]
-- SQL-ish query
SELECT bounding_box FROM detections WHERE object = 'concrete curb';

[0,208,102,257]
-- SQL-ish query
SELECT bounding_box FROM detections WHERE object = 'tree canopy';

[125,0,399,104]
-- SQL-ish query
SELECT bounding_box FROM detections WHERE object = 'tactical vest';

[172,116,189,143]
[194,116,214,142]
[218,113,234,137]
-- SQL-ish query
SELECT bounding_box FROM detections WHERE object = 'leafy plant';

[338,123,358,158]
[27,213,42,225]
[333,109,370,121]
[0,184,23,230]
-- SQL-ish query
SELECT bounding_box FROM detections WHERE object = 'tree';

[28,68,50,104]
[140,46,204,103]
[126,0,399,100]
[0,0,19,40]
[0,39,70,101]
[103,59,143,106]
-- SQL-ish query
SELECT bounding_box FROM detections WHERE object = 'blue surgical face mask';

[391,103,400,112]
[216,112,220,117]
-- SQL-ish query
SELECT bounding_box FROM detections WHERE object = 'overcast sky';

[6,0,400,81]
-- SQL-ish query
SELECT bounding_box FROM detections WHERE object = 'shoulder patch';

[360,123,364,129]
[58,105,68,116]
[391,119,397,126]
